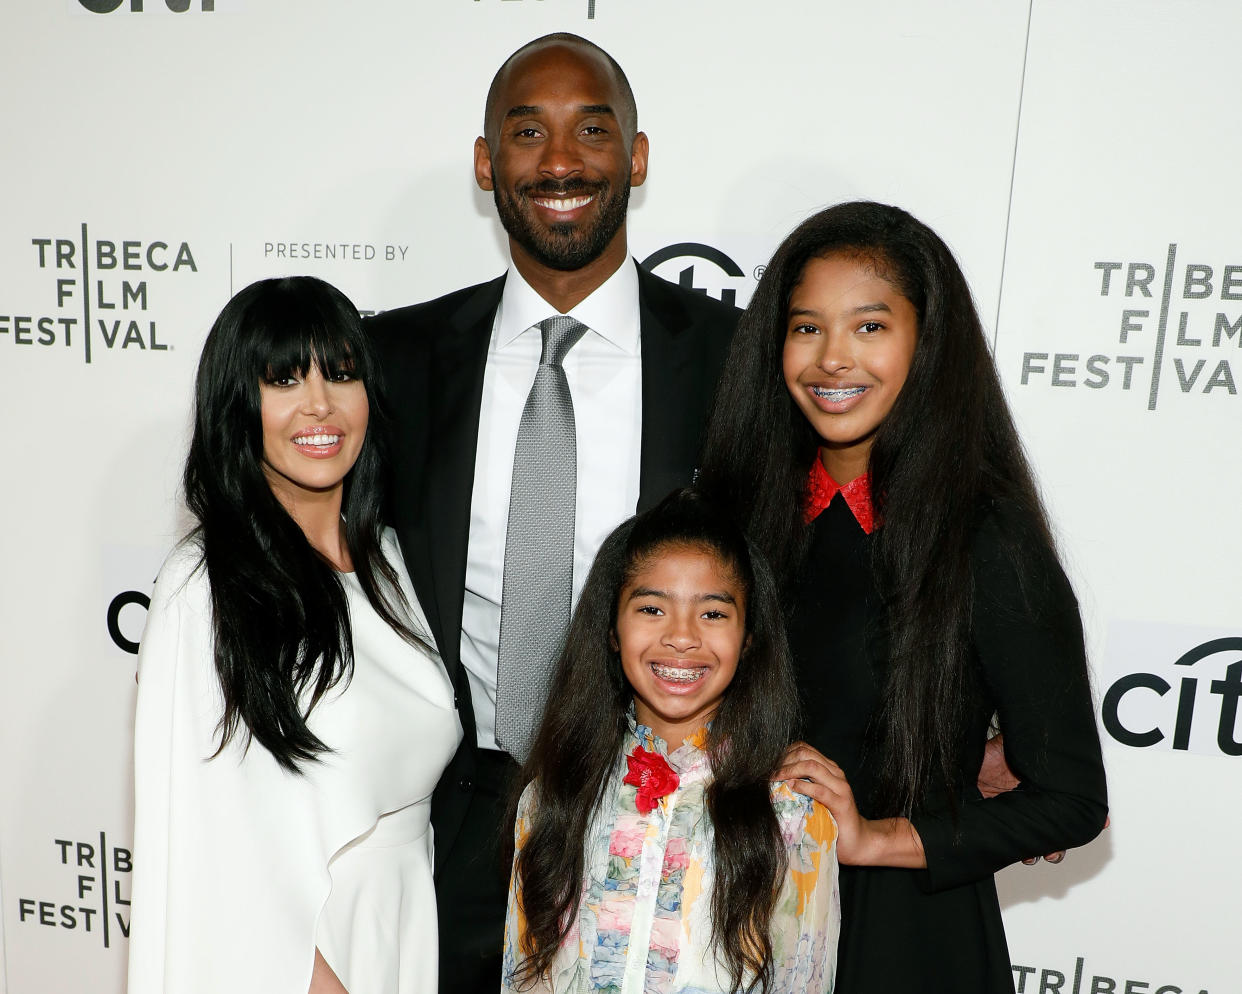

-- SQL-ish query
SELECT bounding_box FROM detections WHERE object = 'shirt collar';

[804,457,876,533]
[494,257,640,354]
[626,707,711,773]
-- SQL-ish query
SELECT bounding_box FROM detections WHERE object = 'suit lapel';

[421,277,503,677]
[637,266,701,510]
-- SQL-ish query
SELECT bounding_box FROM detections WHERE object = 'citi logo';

[1102,636,1242,757]
[641,242,748,309]
[77,0,214,10]
[473,0,599,20]
[108,589,151,655]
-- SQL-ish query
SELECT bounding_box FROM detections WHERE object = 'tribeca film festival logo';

[641,242,753,309]
[1019,245,1239,410]
[1101,635,1242,758]
[17,834,132,949]
[1012,955,1208,994]
[2,225,197,363]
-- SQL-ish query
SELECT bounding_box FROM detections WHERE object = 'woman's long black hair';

[184,276,427,773]
[509,489,799,993]
[697,200,1057,819]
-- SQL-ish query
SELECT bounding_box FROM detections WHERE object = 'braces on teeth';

[651,663,705,684]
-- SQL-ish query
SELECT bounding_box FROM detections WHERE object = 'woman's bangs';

[258,318,363,384]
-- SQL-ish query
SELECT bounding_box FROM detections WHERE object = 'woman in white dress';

[128,276,461,994]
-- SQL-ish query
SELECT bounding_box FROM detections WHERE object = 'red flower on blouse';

[623,745,680,814]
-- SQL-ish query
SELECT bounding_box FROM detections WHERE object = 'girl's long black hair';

[184,276,427,773]
[698,200,1057,818]
[509,489,798,993]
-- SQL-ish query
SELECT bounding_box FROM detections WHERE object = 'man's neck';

[509,233,630,314]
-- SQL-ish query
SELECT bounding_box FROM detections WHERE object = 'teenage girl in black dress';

[697,201,1108,993]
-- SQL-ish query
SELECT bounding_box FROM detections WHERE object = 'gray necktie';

[495,316,588,762]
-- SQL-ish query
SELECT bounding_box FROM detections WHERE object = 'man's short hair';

[483,32,639,149]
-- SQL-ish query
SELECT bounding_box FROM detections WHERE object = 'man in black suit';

[369,33,738,993]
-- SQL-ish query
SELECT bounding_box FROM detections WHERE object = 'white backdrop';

[1,1,1236,992]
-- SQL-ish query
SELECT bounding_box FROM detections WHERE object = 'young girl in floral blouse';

[502,489,839,994]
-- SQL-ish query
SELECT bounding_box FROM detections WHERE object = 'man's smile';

[531,193,596,213]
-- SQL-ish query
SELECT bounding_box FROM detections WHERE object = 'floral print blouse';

[502,719,840,993]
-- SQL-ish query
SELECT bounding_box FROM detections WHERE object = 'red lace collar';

[804,458,875,533]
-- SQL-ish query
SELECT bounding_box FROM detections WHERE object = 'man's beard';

[493,177,631,272]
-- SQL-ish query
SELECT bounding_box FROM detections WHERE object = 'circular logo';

[641,242,748,309]
[107,590,151,655]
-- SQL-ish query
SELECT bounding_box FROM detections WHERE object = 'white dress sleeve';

[127,545,331,994]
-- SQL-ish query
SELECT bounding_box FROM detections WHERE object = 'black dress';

[788,495,1108,993]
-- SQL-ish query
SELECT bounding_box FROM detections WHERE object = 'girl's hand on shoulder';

[775,742,867,860]
[775,741,927,869]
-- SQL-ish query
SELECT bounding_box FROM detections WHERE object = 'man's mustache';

[517,178,607,198]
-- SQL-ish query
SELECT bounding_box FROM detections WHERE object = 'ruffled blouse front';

[503,720,840,993]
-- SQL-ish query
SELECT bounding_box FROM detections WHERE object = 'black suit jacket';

[368,261,739,872]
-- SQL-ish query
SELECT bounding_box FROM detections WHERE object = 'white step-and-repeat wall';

[2,1,1237,991]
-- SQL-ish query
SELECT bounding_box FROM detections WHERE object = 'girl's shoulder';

[968,491,1069,559]
[969,497,1074,605]
[769,778,811,811]
[517,778,538,813]
[769,781,838,849]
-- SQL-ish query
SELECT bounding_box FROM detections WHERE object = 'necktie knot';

[539,316,588,368]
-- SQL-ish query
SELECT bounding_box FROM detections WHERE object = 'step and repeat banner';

[992,4,1239,993]
[1,1,1236,991]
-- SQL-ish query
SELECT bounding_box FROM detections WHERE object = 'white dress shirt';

[460,260,643,750]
